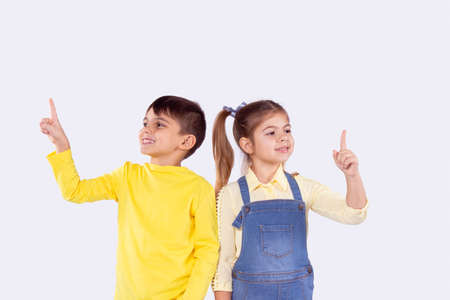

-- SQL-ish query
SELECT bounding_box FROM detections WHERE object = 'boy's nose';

[142,125,154,134]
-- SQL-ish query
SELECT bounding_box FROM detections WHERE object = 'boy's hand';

[332,130,359,178]
[40,98,70,153]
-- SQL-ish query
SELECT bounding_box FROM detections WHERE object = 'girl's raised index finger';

[49,98,58,120]
[340,129,347,150]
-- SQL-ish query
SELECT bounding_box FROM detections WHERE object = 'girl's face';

[248,111,294,165]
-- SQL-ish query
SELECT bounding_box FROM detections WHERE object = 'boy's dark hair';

[147,95,206,159]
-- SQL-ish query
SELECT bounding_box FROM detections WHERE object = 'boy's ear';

[239,137,254,155]
[179,134,196,151]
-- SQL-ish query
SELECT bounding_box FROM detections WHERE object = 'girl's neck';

[250,159,282,184]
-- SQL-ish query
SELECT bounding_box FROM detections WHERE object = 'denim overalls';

[231,172,314,300]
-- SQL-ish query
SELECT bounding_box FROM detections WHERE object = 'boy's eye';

[142,121,165,128]
[285,129,291,133]
[266,131,275,136]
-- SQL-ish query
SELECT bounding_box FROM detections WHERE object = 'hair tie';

[223,101,247,118]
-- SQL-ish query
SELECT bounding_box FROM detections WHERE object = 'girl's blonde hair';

[212,100,288,195]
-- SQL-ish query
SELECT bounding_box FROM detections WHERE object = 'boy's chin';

[140,149,155,156]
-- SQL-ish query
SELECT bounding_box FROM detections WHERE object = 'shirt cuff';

[346,199,369,213]
[344,199,369,224]
[46,148,72,164]
[212,281,232,292]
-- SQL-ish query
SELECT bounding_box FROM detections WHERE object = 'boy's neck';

[250,159,282,184]
[150,156,183,167]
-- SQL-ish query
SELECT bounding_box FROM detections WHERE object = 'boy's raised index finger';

[49,98,58,120]
[340,129,347,150]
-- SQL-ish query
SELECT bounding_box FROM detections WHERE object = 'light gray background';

[1,1,449,299]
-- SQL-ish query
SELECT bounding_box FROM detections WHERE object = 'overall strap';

[232,176,251,229]
[237,176,251,205]
[284,172,303,202]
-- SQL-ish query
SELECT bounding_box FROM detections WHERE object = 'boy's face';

[139,108,187,162]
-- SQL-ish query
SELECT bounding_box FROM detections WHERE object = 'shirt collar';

[246,164,289,192]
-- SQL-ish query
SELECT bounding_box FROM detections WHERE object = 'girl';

[211,100,368,300]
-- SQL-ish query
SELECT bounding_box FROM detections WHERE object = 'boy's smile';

[141,137,155,145]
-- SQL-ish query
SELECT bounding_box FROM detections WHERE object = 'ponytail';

[212,110,234,195]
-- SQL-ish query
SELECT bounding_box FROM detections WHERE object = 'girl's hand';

[332,130,359,178]
[40,98,70,153]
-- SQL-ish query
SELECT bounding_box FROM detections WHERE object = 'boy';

[40,96,219,299]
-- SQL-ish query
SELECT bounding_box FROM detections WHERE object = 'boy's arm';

[181,181,220,300]
[47,149,125,203]
[41,98,125,203]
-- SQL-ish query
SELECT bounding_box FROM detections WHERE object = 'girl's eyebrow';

[263,126,276,131]
[263,123,291,130]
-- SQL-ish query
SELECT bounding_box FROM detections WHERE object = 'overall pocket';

[260,224,293,257]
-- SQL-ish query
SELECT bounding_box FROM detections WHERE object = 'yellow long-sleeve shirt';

[212,164,368,291]
[47,149,219,300]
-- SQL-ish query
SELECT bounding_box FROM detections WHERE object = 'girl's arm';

[333,130,368,209]
[344,173,367,209]
[212,187,237,298]
[214,291,232,300]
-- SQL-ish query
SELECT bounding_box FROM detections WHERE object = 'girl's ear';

[180,134,196,151]
[239,137,254,155]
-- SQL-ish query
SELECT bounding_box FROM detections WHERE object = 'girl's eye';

[285,129,291,133]
[143,122,147,127]
[156,122,164,128]
[266,131,275,136]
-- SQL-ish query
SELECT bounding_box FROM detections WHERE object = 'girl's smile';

[275,145,290,153]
